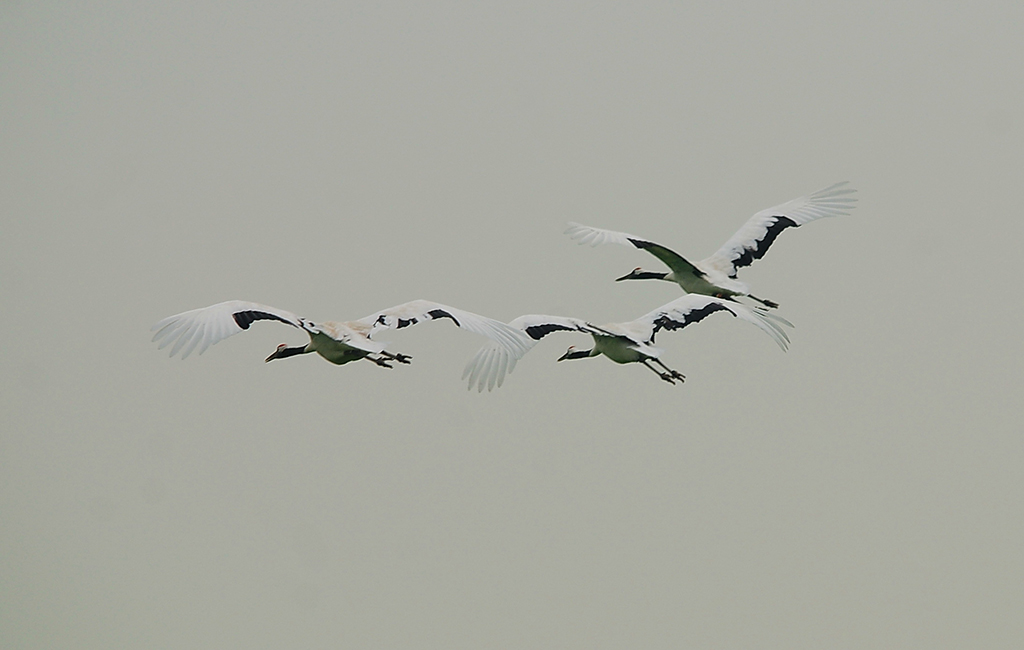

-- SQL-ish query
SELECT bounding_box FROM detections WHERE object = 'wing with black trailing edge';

[357,299,532,360]
[701,182,857,278]
[151,300,304,359]
[565,222,704,279]
[635,294,792,351]
[463,314,598,392]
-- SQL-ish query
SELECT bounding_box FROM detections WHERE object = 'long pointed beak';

[265,349,281,363]
[557,351,571,362]
[614,272,632,282]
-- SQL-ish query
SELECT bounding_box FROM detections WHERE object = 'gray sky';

[2,1,1023,648]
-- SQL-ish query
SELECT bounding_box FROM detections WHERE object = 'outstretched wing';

[564,222,705,279]
[462,314,598,392]
[357,299,532,359]
[633,294,792,352]
[151,300,303,359]
[701,182,857,278]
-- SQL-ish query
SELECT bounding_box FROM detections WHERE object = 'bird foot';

[670,371,686,382]
[394,353,412,364]
[372,357,394,368]
[750,295,779,309]
[659,372,677,384]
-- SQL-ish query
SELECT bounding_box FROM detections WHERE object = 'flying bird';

[564,181,857,309]
[463,294,791,391]
[151,299,531,373]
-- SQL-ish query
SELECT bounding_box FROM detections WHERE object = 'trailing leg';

[642,359,678,384]
[748,294,779,309]
[653,358,685,382]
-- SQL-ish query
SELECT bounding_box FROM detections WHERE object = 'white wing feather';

[150,300,303,360]
[564,222,643,248]
[462,314,597,392]
[701,182,857,277]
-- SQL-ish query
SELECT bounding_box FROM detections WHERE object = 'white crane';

[463,294,791,391]
[565,182,856,309]
[151,299,531,374]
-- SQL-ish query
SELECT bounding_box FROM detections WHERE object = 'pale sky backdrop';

[2,1,1022,648]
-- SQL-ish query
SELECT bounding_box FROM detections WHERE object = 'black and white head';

[559,345,595,362]
[615,267,664,281]
[265,343,289,363]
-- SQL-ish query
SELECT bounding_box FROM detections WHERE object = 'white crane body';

[151,299,530,375]
[565,181,857,308]
[464,293,792,391]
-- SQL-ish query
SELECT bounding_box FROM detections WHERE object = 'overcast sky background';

[3,1,1023,648]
